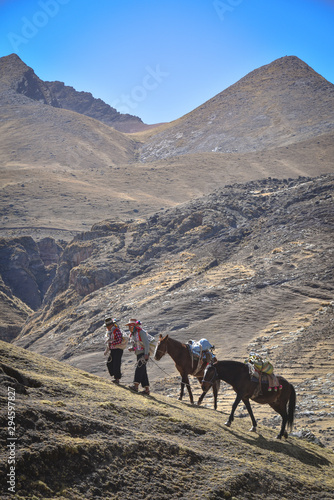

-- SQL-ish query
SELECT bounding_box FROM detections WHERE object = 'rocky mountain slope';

[1,340,333,500]
[11,174,334,450]
[15,173,334,355]
[1,54,333,241]
[1,53,334,460]
[0,53,146,132]
[139,56,334,160]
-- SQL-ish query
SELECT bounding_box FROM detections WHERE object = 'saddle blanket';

[247,363,280,387]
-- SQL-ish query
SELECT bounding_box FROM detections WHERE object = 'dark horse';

[154,334,220,408]
[198,361,296,439]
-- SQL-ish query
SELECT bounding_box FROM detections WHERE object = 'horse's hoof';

[276,432,288,439]
[224,421,231,427]
[250,426,257,433]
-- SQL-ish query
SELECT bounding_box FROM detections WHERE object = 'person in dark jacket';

[104,315,124,384]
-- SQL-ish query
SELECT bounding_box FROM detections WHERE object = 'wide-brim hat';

[125,318,138,326]
[104,314,113,326]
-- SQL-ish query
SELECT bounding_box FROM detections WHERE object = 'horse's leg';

[179,378,185,401]
[197,389,207,406]
[213,380,220,410]
[269,401,288,439]
[197,376,207,406]
[242,398,257,432]
[279,415,288,440]
[270,381,295,439]
[185,374,194,404]
[179,374,193,404]
[225,393,242,427]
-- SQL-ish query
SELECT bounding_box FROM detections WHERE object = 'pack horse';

[198,360,296,439]
[154,334,220,408]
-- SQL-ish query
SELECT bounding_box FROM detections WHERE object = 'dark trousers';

[134,353,149,388]
[107,349,123,380]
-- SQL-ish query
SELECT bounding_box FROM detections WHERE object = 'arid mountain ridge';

[0,54,333,238]
[0,53,147,132]
[139,56,334,160]
[0,52,334,461]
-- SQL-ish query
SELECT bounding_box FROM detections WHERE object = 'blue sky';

[0,0,333,124]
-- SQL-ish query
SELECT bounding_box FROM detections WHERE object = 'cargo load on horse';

[198,360,296,439]
[186,338,216,374]
[154,334,220,408]
[245,352,282,395]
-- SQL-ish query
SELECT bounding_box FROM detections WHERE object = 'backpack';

[118,331,129,350]
[106,327,128,350]
[133,330,156,355]
[146,333,156,356]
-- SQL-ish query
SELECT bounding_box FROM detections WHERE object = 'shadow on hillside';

[123,387,186,412]
[225,428,331,467]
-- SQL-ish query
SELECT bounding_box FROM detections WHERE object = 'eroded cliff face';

[0,222,129,341]
[10,174,333,361]
[0,236,64,341]
[44,80,144,131]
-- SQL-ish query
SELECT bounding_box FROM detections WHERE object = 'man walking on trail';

[127,319,150,395]
[104,315,123,385]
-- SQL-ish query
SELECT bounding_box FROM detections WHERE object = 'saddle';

[186,338,216,375]
[246,353,281,397]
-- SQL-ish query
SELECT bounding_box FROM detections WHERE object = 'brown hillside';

[139,56,334,160]
[1,340,333,499]
[1,54,333,460]
[0,53,146,132]
[13,174,334,450]
[1,129,333,240]
[1,55,333,240]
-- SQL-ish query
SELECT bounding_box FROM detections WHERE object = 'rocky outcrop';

[13,173,334,349]
[37,237,63,267]
[0,277,32,342]
[0,54,145,132]
[16,67,59,107]
[0,236,46,310]
[41,222,130,305]
[0,236,64,341]
[45,80,144,131]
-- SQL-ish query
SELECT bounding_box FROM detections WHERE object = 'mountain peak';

[258,54,325,77]
[2,52,23,63]
[0,53,31,88]
[139,56,334,160]
[0,53,147,132]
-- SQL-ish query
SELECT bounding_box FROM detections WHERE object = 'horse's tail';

[287,383,296,431]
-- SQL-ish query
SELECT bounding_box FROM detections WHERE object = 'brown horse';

[154,334,220,408]
[198,360,296,439]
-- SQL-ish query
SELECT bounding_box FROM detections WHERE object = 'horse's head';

[154,334,169,360]
[201,363,217,392]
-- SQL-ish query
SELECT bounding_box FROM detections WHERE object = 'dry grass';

[0,340,333,499]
